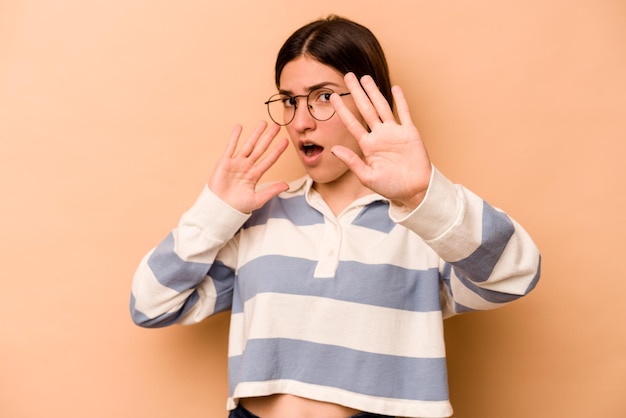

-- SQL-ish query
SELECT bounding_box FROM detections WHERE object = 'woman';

[131,16,541,418]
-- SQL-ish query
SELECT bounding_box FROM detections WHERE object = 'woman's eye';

[282,97,296,108]
[316,92,333,103]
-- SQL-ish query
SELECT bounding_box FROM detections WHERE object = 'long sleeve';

[130,186,250,327]
[390,167,541,318]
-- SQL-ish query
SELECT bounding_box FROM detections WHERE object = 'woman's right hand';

[208,121,289,214]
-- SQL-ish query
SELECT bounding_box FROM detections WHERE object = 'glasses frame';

[264,88,351,126]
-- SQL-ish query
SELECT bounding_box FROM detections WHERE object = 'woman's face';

[278,56,365,185]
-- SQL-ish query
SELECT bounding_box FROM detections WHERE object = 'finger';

[391,85,414,127]
[236,121,268,158]
[248,122,281,162]
[330,92,369,140]
[224,124,243,159]
[361,75,395,123]
[343,72,383,129]
[253,137,289,175]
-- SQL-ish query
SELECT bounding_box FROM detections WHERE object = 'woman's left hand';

[330,73,432,211]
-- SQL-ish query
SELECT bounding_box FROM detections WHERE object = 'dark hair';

[275,15,393,109]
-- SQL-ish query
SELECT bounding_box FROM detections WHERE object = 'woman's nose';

[290,103,316,131]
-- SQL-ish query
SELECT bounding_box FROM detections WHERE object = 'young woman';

[131,16,541,418]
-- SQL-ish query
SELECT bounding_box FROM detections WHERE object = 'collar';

[284,175,387,207]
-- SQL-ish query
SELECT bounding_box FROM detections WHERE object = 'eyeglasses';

[264,87,351,126]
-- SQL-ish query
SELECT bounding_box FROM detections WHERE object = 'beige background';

[1,0,625,417]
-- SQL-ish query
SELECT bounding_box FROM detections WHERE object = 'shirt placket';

[313,218,342,278]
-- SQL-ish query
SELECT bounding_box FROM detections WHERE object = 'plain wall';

[1,0,625,417]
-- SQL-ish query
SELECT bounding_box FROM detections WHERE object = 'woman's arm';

[390,167,541,318]
[130,186,248,327]
[130,122,289,327]
[331,73,540,316]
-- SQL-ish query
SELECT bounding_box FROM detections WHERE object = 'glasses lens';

[308,88,335,121]
[266,94,294,126]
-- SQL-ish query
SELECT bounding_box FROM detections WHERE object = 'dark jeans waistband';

[228,404,393,418]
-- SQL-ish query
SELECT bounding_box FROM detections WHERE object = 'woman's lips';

[300,142,324,165]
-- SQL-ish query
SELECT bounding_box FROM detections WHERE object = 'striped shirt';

[131,167,541,418]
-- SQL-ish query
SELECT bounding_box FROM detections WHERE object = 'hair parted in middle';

[274,15,394,110]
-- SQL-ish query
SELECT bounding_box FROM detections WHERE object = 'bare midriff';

[239,394,362,418]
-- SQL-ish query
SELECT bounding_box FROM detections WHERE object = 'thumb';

[255,182,289,209]
[331,145,369,178]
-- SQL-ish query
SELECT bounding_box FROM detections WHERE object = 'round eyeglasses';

[264,88,351,126]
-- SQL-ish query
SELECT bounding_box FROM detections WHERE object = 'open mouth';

[301,143,324,157]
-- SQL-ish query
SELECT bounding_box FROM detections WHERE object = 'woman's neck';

[312,172,373,216]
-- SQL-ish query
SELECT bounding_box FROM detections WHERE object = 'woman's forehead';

[278,56,345,93]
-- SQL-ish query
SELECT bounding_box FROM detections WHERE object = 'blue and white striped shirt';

[131,167,540,417]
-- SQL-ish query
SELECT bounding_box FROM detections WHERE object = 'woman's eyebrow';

[278,82,342,96]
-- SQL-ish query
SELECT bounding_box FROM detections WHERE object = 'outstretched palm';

[208,122,289,214]
[330,73,432,210]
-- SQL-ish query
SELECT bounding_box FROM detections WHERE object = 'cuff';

[389,166,463,242]
[180,185,251,241]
